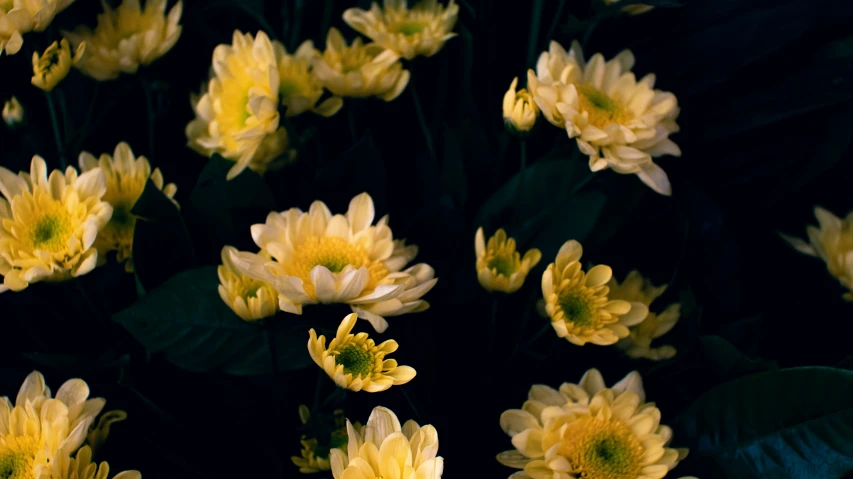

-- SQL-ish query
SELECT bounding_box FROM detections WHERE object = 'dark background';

[2,0,853,477]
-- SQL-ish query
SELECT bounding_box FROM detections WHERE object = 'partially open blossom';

[274,39,343,117]
[218,245,279,321]
[783,206,853,301]
[31,39,85,91]
[608,270,681,360]
[2,96,24,127]
[475,227,541,293]
[503,77,539,134]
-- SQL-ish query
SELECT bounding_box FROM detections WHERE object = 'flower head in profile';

[608,270,681,360]
[186,30,294,180]
[228,192,437,332]
[64,0,182,81]
[308,313,416,392]
[274,39,343,117]
[85,409,127,458]
[79,142,178,272]
[51,445,140,479]
[498,369,689,479]
[541,240,648,346]
[604,0,654,15]
[1,0,75,55]
[0,156,112,292]
[218,245,279,321]
[291,406,352,474]
[31,38,84,91]
[0,371,106,479]
[475,227,541,293]
[2,96,24,128]
[503,77,539,134]
[343,0,459,60]
[528,40,681,195]
[782,206,853,301]
[312,28,410,101]
[330,406,443,479]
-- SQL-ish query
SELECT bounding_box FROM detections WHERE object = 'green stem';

[76,279,108,331]
[289,0,305,51]
[320,0,335,42]
[409,74,437,164]
[545,0,568,43]
[142,79,156,159]
[400,386,421,421]
[525,0,545,66]
[347,105,358,142]
[515,140,528,199]
[510,287,539,361]
[264,320,281,379]
[73,83,100,153]
[524,322,554,352]
[311,368,325,412]
[487,296,500,355]
[45,91,66,168]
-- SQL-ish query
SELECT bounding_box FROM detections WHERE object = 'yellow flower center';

[558,291,596,327]
[29,209,74,253]
[0,436,39,479]
[334,343,375,377]
[577,84,632,129]
[558,417,643,479]
[284,236,389,293]
[391,21,426,35]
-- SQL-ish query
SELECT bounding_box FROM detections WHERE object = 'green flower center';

[580,434,639,479]
[487,255,516,277]
[335,344,375,377]
[0,0,12,13]
[31,212,72,252]
[279,80,302,98]
[393,21,426,35]
[242,282,263,300]
[0,451,29,479]
[576,84,631,129]
[558,292,594,326]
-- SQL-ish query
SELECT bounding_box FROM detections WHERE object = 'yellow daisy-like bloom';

[503,77,539,134]
[475,227,541,294]
[608,271,681,360]
[528,40,681,196]
[291,406,352,474]
[312,28,410,101]
[228,192,437,332]
[31,39,84,91]
[329,406,443,479]
[0,371,106,479]
[63,0,182,81]
[52,445,140,479]
[783,206,853,301]
[186,30,294,180]
[541,240,648,346]
[0,0,74,55]
[603,0,653,15]
[78,142,177,273]
[498,369,688,479]
[342,0,459,60]
[273,39,343,118]
[308,313,416,392]
[3,96,24,127]
[218,245,279,322]
[0,156,112,292]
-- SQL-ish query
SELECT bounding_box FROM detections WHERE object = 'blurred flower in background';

[218,245,279,321]
[291,406,353,474]
[0,0,75,55]
[604,0,654,15]
[31,38,84,91]
[475,227,541,293]
[608,270,681,360]
[783,206,853,301]
[52,445,140,479]
[274,39,343,117]
[502,77,539,135]
[2,96,24,128]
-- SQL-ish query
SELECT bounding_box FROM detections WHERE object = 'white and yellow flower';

[541,240,648,346]
[503,77,539,134]
[343,0,459,60]
[528,40,681,195]
[312,28,410,101]
[608,270,681,360]
[0,156,112,292]
[186,30,294,180]
[31,38,85,91]
[308,313,416,392]
[218,245,279,321]
[330,406,443,479]
[52,445,140,479]
[1,0,74,55]
[475,227,541,293]
[274,39,343,117]
[228,192,437,332]
[79,142,177,272]
[64,0,182,81]
[3,96,24,127]
[783,206,853,301]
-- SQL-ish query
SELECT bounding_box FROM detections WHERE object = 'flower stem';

[515,140,528,199]
[487,295,500,355]
[45,91,66,169]
[76,279,108,331]
[524,322,554,353]
[510,287,538,361]
[400,386,421,421]
[141,78,156,159]
[311,368,325,412]
[409,73,437,164]
[526,0,545,66]
[347,105,358,143]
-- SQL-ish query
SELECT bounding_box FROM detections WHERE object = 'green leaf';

[674,367,853,479]
[131,180,196,292]
[113,267,315,375]
[522,189,607,261]
[698,335,777,379]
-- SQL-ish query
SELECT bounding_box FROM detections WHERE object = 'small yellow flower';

[52,445,140,479]
[608,270,681,360]
[0,156,112,292]
[291,406,352,474]
[79,142,178,272]
[475,227,541,293]
[783,206,853,301]
[218,245,279,321]
[541,240,648,346]
[502,77,539,134]
[312,28,410,101]
[604,0,654,15]
[330,406,443,479]
[31,39,84,91]
[2,96,24,127]
[0,0,74,55]
[343,0,459,60]
[274,39,343,117]
[308,313,416,392]
[64,0,182,81]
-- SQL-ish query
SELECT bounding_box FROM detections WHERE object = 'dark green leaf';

[698,335,777,379]
[310,134,387,210]
[522,189,607,261]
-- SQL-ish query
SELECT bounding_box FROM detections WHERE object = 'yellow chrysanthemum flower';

[498,369,689,479]
[607,271,681,360]
[308,313,416,392]
[475,227,541,293]
[541,240,648,346]
[0,371,106,479]
[291,406,352,474]
[603,0,654,15]
[31,39,84,91]
[0,156,112,292]
[228,192,437,332]
[528,40,681,196]
[783,206,853,301]
[3,96,24,127]
[186,30,294,180]
[342,0,459,60]
[78,142,177,272]
[329,406,443,479]
[312,28,410,101]
[503,77,539,134]
[218,245,279,321]
[0,0,74,55]
[63,0,182,81]
[274,39,343,118]
[51,445,139,479]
